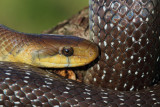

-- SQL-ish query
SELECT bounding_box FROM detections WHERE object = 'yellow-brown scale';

[0,25,99,68]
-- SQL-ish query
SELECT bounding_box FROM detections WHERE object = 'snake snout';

[67,39,99,67]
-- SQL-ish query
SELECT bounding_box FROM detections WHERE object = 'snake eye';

[62,47,74,57]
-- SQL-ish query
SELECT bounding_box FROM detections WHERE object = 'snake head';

[0,25,99,68]
[30,35,99,68]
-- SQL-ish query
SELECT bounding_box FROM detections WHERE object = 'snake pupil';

[62,47,74,57]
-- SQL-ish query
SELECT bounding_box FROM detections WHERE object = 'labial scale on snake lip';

[0,0,159,106]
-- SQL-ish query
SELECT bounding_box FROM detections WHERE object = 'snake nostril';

[61,47,74,57]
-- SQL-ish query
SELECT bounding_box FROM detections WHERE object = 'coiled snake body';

[0,0,159,106]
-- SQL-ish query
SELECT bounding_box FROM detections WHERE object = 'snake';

[0,0,159,106]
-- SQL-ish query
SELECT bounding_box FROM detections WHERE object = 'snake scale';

[0,0,159,106]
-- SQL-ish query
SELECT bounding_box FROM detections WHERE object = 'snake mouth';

[66,43,99,67]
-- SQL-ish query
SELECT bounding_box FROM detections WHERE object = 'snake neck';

[0,25,27,60]
[0,25,43,65]
[84,0,160,91]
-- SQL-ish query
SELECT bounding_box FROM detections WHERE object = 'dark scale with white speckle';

[0,0,159,106]
[87,0,160,91]
[0,62,160,106]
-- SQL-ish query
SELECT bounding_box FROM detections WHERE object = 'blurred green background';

[0,0,88,33]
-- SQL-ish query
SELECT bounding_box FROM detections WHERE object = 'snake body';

[0,0,159,106]
[87,0,160,91]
